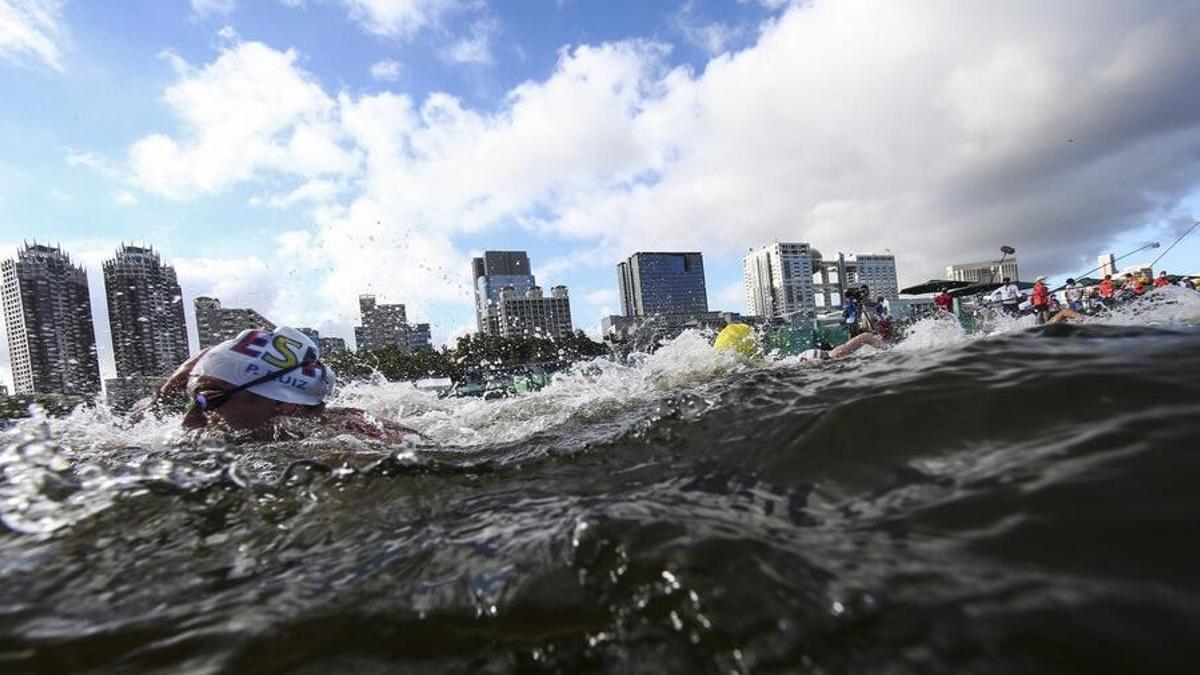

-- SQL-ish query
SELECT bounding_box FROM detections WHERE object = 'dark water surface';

[3,318,1200,673]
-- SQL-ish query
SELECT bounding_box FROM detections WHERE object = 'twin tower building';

[2,243,426,399]
[2,244,188,397]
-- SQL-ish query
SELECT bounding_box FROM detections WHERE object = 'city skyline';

[2,1,1200,388]
[2,232,1196,392]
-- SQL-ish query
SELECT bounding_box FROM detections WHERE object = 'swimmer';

[796,332,886,362]
[714,323,886,363]
[137,327,419,444]
[1047,307,1086,323]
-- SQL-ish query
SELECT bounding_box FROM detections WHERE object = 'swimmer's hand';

[156,348,210,401]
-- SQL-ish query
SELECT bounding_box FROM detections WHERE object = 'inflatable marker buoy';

[713,323,758,359]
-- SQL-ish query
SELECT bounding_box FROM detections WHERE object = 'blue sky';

[2,0,1199,387]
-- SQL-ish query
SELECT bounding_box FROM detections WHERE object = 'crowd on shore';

[931,270,1197,324]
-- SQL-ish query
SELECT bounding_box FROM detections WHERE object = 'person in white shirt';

[993,277,1022,316]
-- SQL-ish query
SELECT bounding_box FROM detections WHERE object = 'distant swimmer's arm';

[829,333,886,359]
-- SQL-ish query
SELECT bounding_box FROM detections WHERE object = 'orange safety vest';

[1099,279,1114,297]
[1031,283,1050,307]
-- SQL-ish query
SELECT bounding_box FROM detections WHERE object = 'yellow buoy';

[713,323,758,359]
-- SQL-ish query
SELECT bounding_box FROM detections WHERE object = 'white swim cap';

[191,327,335,406]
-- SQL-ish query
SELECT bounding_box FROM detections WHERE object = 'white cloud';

[124,1,1200,334]
[191,0,237,17]
[671,0,746,56]
[128,41,357,199]
[714,282,743,310]
[216,24,239,42]
[171,255,282,320]
[251,177,342,208]
[369,58,402,81]
[440,16,496,65]
[336,0,472,39]
[114,189,137,205]
[585,288,617,306]
[65,148,121,178]
[0,0,65,71]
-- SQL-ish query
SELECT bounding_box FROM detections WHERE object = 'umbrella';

[900,279,973,295]
[949,280,1035,298]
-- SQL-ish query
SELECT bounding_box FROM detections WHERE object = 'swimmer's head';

[183,327,335,431]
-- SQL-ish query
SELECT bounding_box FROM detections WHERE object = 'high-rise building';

[742,242,821,322]
[743,242,899,323]
[496,286,573,338]
[472,251,536,334]
[102,245,189,377]
[1098,254,1117,277]
[945,258,1020,283]
[472,251,574,337]
[617,252,708,317]
[842,254,900,300]
[194,296,275,349]
[354,295,432,352]
[2,244,101,395]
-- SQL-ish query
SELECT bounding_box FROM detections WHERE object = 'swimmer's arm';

[829,333,885,359]
[127,348,211,420]
[323,406,428,441]
[157,348,211,400]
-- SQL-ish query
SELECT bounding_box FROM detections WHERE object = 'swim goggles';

[191,359,318,412]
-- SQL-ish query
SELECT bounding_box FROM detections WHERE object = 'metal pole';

[1070,241,1161,281]
[1149,221,1200,270]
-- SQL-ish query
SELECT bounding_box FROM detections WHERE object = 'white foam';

[1091,286,1200,326]
[334,329,751,447]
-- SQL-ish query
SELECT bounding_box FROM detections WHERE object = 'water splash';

[336,329,750,448]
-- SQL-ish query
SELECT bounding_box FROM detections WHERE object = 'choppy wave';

[3,286,1200,672]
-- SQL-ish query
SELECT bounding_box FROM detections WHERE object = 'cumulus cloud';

[0,0,65,71]
[126,0,1200,335]
[128,42,357,199]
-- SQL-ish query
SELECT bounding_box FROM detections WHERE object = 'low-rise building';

[194,296,275,349]
[355,295,432,352]
[496,286,573,338]
[946,258,1020,284]
[884,297,937,321]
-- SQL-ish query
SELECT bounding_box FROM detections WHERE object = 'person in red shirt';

[1153,271,1170,288]
[1031,276,1051,322]
[1098,274,1115,303]
[933,290,954,313]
